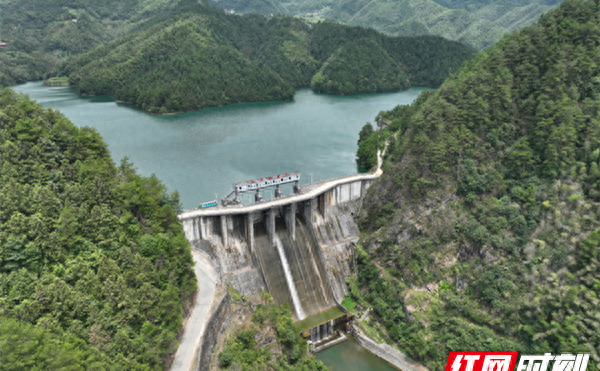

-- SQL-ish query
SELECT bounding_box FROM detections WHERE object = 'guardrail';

[179,171,378,219]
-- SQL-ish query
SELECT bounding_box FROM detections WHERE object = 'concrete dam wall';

[180,177,373,320]
[254,214,332,319]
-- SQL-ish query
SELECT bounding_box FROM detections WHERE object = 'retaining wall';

[352,329,429,371]
[312,332,349,353]
[195,293,231,371]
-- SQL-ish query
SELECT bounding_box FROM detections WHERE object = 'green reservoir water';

[13,82,426,209]
[316,338,400,371]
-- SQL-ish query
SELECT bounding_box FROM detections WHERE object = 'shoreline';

[43,81,69,86]
[14,80,433,116]
[114,95,297,115]
[116,84,427,115]
[69,85,431,116]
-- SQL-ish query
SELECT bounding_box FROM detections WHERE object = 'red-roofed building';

[0,43,7,47]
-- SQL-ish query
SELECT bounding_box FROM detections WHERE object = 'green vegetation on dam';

[294,307,345,333]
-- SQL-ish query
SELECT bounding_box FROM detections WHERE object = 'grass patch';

[293,306,345,332]
[341,293,356,313]
[227,284,245,303]
[359,319,384,343]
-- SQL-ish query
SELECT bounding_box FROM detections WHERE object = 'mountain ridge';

[209,0,562,49]
[63,8,475,113]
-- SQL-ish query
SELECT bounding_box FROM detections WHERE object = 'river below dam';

[318,339,400,371]
[12,81,421,371]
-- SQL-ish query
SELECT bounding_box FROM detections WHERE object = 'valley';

[11,81,427,370]
[209,0,563,49]
[2,0,600,371]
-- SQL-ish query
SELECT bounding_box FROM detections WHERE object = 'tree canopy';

[0,0,187,86]
[353,0,600,369]
[208,0,561,50]
[0,89,196,370]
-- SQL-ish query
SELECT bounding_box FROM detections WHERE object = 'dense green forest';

[208,0,562,49]
[217,292,328,371]
[0,89,196,370]
[311,38,409,95]
[0,0,187,86]
[353,0,600,369]
[64,5,474,113]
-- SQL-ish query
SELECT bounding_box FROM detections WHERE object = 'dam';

[179,172,377,321]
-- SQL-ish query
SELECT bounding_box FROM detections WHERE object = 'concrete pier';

[286,203,296,240]
[267,208,276,245]
[246,213,254,252]
[220,215,228,246]
[303,198,314,225]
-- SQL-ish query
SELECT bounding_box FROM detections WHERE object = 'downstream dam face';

[180,176,374,320]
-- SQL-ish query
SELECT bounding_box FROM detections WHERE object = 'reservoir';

[12,81,421,371]
[13,82,426,210]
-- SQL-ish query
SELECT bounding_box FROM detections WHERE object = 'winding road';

[170,251,218,371]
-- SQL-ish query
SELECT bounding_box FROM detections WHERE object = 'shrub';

[218,350,234,368]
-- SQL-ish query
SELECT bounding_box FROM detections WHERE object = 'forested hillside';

[311,39,409,95]
[353,0,600,369]
[208,0,562,49]
[0,89,196,370]
[216,293,328,371]
[64,5,474,113]
[0,0,186,86]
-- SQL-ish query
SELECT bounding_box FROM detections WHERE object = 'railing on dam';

[178,170,379,220]
[300,171,374,192]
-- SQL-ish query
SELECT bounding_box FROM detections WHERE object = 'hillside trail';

[375,145,385,176]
